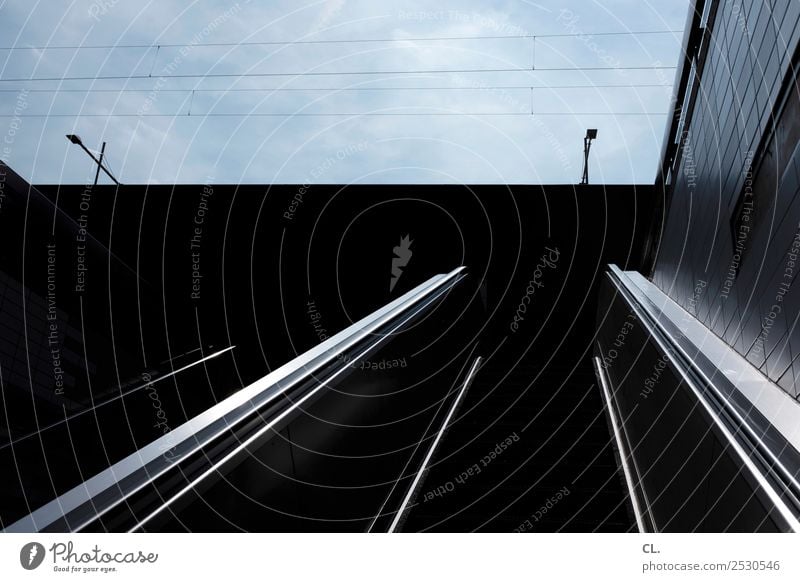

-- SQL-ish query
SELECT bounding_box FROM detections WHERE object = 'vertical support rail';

[387,356,483,533]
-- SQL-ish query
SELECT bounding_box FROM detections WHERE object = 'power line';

[0,29,684,51]
[0,83,673,93]
[0,111,669,118]
[0,64,678,83]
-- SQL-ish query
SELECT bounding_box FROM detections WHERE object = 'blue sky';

[0,0,690,184]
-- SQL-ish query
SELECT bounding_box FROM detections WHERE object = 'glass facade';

[594,0,800,532]
[654,0,800,399]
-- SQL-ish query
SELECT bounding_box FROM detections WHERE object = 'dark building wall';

[2,169,654,529]
[653,0,800,398]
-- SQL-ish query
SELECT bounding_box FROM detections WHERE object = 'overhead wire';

[0,29,684,51]
[0,83,674,93]
[0,111,669,118]
[0,64,678,83]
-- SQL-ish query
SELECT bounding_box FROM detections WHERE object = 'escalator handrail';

[607,265,800,532]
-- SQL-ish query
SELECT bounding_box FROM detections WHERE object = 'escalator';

[4,268,480,532]
[591,267,800,532]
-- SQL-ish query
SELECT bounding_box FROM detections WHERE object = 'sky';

[0,0,691,185]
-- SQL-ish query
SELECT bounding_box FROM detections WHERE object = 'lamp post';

[580,129,598,185]
[66,134,121,185]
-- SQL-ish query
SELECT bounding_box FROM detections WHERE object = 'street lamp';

[580,129,598,185]
[65,134,121,185]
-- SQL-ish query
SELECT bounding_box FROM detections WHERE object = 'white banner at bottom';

[0,533,796,581]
